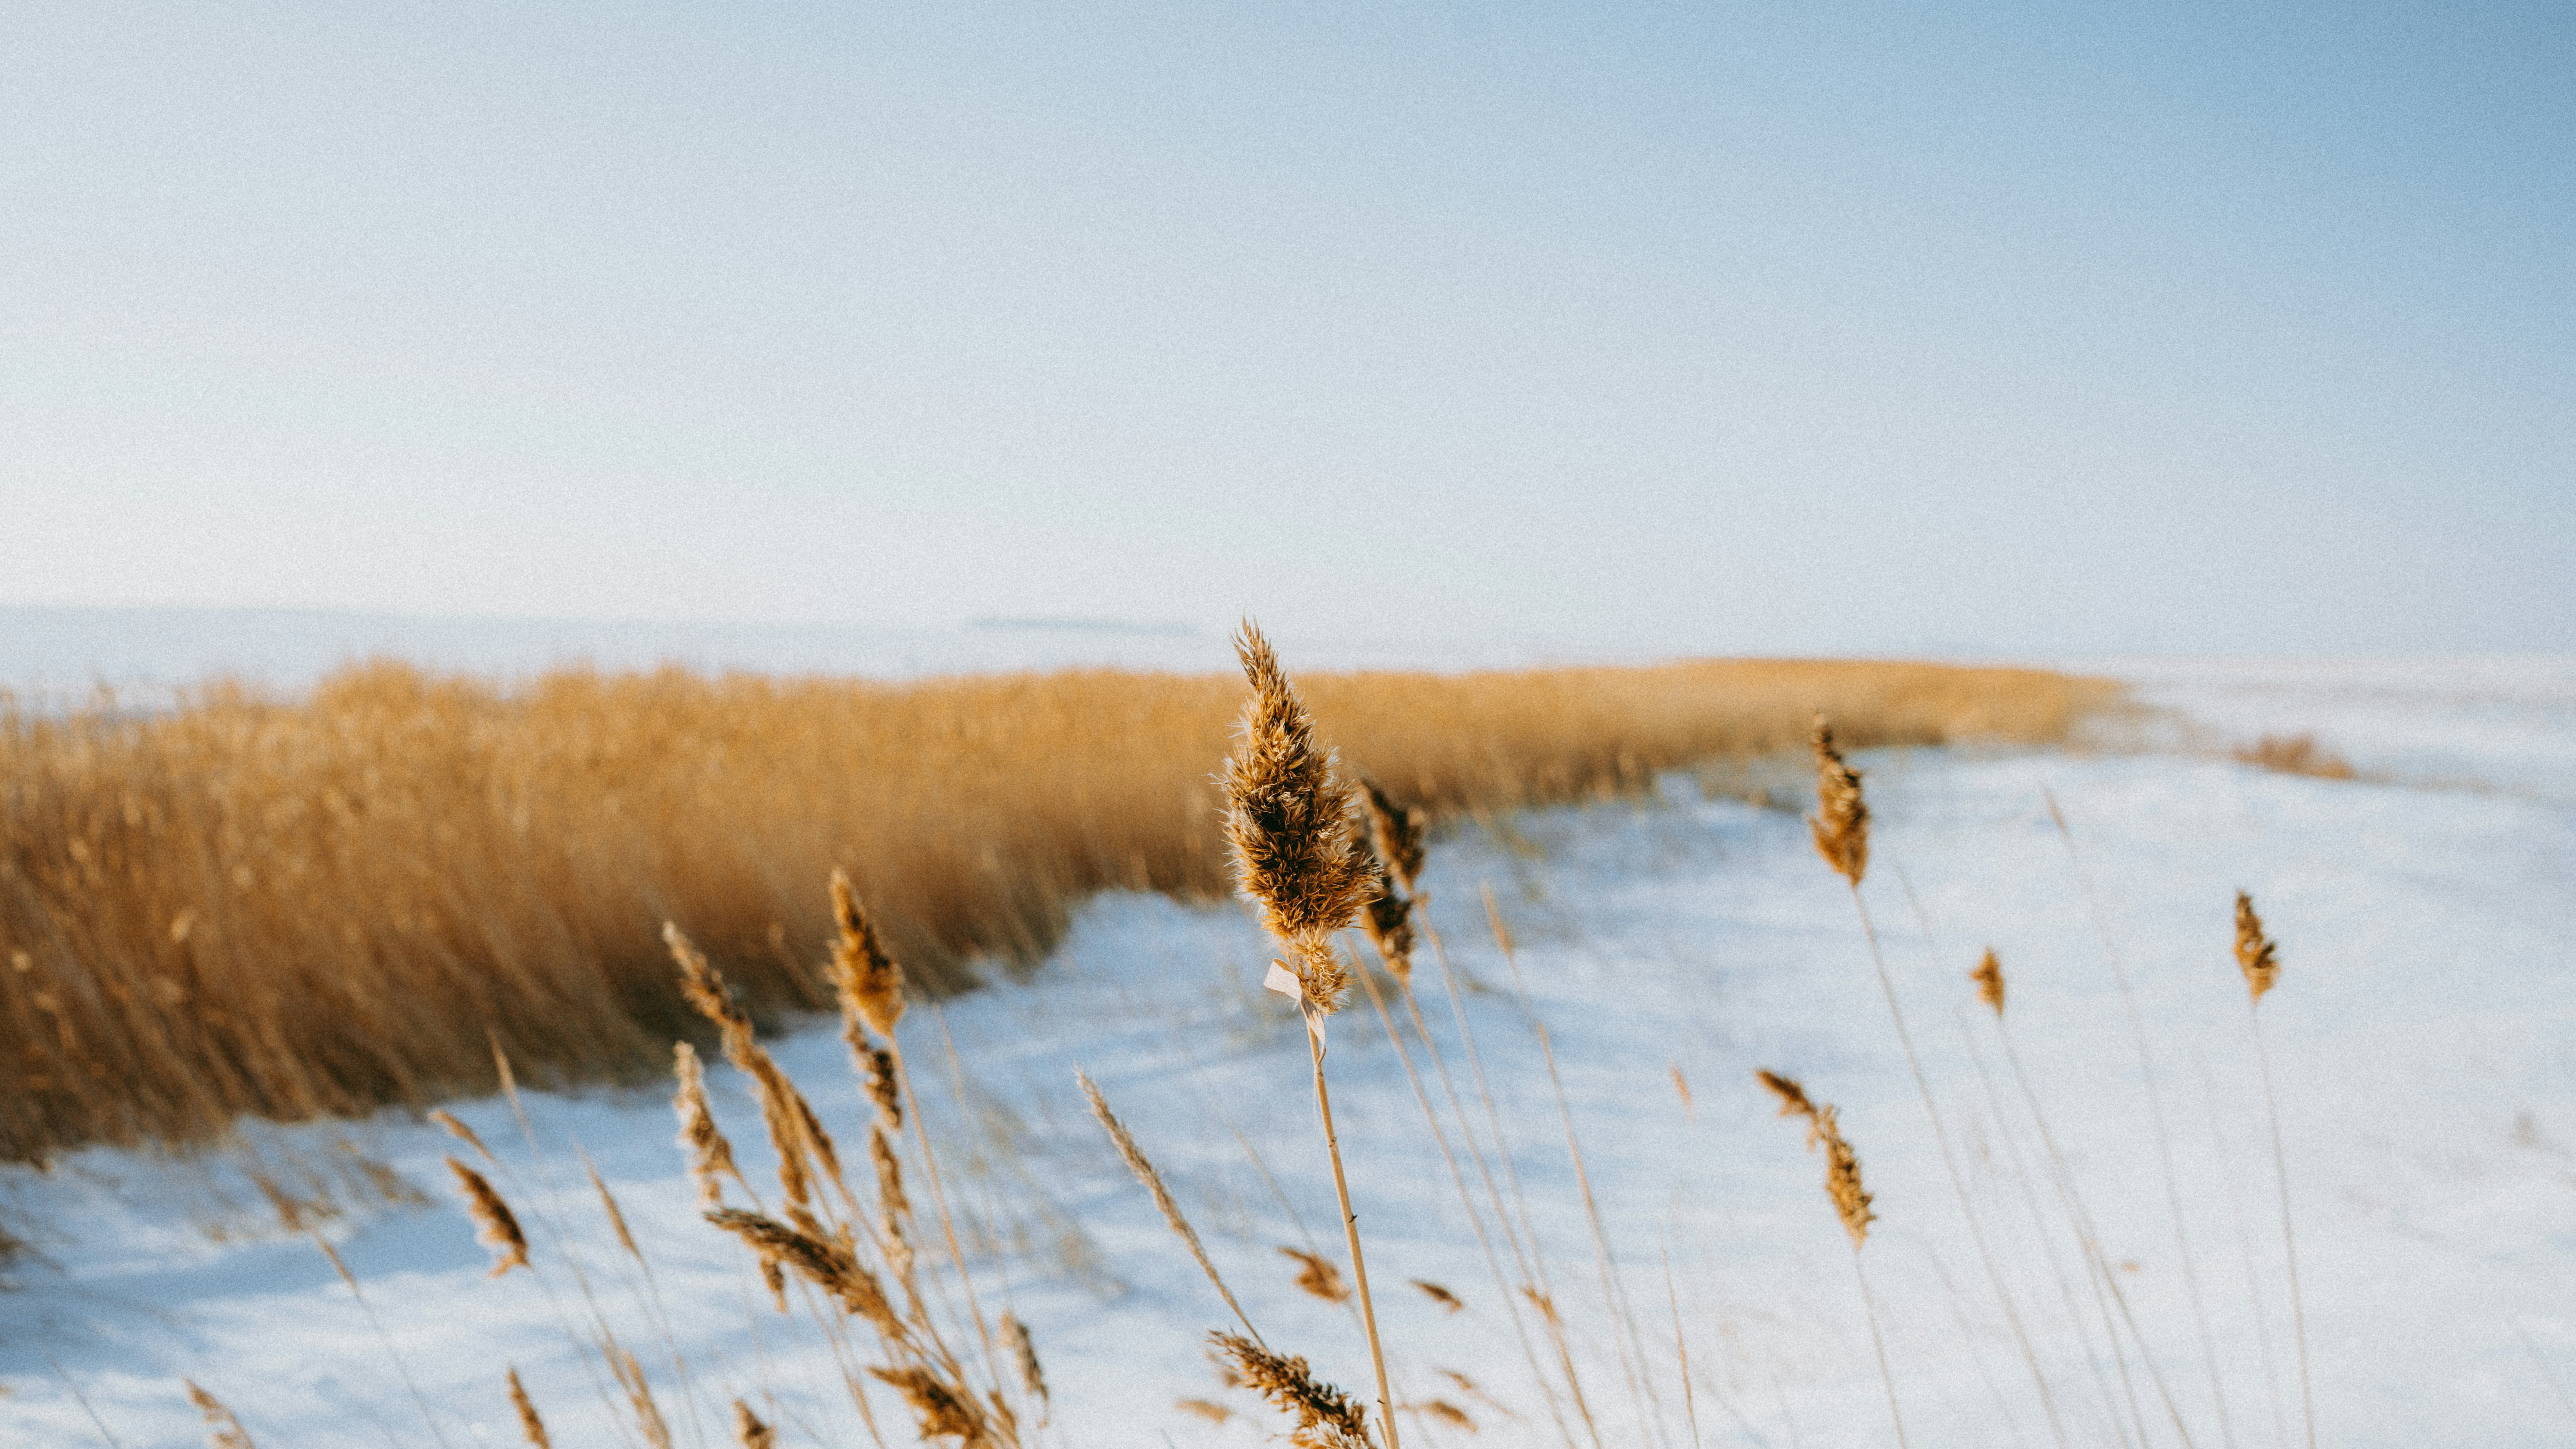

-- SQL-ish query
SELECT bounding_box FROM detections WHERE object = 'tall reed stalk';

[1221,624,1400,1449]
[2233,892,2315,1449]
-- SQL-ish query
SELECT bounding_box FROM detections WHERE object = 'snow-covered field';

[6,650,2574,1448]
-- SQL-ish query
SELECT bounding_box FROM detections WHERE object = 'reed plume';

[1209,1331,1375,1449]
[1076,1068,1261,1341]
[1224,623,1373,1012]
[1756,1069,1819,1129]
[446,1156,530,1276]
[1357,831,1418,980]
[609,1342,675,1449]
[185,1380,255,1449]
[1808,716,1869,887]
[671,1042,743,1207]
[868,1366,996,1447]
[1815,1105,1877,1249]
[830,866,908,1038]
[732,1399,777,1449]
[1971,948,2007,1016]
[668,922,836,1213]
[430,1109,492,1163]
[870,1125,911,1220]
[2234,892,2280,1003]
[704,1206,902,1337]
[1002,1313,1048,1416]
[1360,777,1426,894]
[506,1367,552,1448]
[1281,1246,1352,1303]
[1412,1279,1464,1313]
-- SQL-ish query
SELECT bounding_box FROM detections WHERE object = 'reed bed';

[0,655,2111,1161]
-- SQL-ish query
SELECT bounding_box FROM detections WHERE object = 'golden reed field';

[0,657,2113,1164]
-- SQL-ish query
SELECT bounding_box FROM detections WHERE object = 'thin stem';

[1846,885,2073,1449]
[2247,1011,2315,1449]
[2045,789,2233,1449]
[1309,1025,1402,1449]
[1853,1251,1910,1449]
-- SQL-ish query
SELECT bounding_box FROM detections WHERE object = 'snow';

[6,656,2576,1448]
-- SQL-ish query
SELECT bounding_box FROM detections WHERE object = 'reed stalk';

[2234,893,2314,1449]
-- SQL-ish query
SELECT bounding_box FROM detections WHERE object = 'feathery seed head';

[1755,1069,1818,1126]
[1223,622,1373,1010]
[1209,1331,1374,1449]
[446,1156,530,1276]
[1971,949,2007,1017]
[867,1366,996,1446]
[1279,1245,1351,1303]
[732,1400,777,1449]
[1359,777,1425,894]
[1003,1313,1049,1413]
[671,1041,741,1207]
[1411,1278,1464,1313]
[705,1207,901,1335]
[870,1125,910,1221]
[1355,829,1416,981]
[1816,1104,1877,1248]
[829,868,907,1037]
[2234,891,2280,1004]
[1808,716,1870,887]
[507,1367,553,1448]
[186,1380,256,1449]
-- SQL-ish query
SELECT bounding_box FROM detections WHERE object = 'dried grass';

[0,653,2110,1158]
[2233,734,2356,780]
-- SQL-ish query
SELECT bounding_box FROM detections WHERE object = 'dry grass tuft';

[445,1156,530,1276]
[1210,1330,1375,1449]
[2235,892,2281,1003]
[1971,948,2007,1016]
[0,653,2108,1159]
[2234,733,2356,780]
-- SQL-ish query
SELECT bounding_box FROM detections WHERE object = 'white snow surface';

[6,658,2576,1448]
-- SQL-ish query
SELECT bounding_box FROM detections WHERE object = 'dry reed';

[184,1379,255,1449]
[446,1156,530,1276]
[0,654,2107,1160]
[1210,1331,1375,1449]
[2234,891,2314,1449]
[1225,622,1401,1446]
[506,1367,551,1448]
[732,1399,777,1449]
[1411,1279,1464,1313]
[1076,1068,1262,1342]
[1281,1246,1352,1303]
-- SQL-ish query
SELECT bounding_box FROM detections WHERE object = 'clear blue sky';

[6,2,2571,655]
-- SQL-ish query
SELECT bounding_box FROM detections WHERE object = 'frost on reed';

[446,1157,530,1276]
[1808,716,1870,888]
[1209,1331,1376,1449]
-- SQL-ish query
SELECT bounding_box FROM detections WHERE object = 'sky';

[5,1,2572,658]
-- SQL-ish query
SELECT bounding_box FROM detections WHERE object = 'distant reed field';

[0,656,2113,1161]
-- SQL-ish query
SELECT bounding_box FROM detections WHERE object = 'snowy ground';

[5,657,2575,1448]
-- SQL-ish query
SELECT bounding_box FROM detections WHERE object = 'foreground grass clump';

[0,655,2113,1161]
